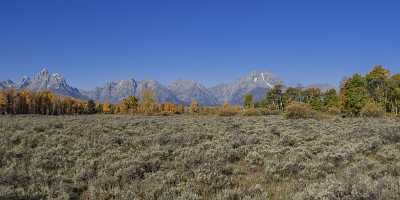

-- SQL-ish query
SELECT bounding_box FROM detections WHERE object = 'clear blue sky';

[0,0,399,89]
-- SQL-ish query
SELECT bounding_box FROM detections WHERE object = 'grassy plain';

[1,114,400,199]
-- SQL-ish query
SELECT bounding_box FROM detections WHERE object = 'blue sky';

[0,0,399,89]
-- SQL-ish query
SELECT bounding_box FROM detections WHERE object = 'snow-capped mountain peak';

[0,68,85,99]
[210,71,283,105]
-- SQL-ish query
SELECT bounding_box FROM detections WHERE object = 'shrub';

[218,103,240,116]
[218,108,239,116]
[241,108,261,116]
[323,106,341,115]
[33,126,46,133]
[360,102,384,118]
[52,122,64,129]
[158,111,172,116]
[199,107,218,115]
[285,102,316,119]
[259,107,281,115]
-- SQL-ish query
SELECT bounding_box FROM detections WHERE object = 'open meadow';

[1,114,400,200]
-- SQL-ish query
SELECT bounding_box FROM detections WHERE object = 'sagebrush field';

[1,115,400,200]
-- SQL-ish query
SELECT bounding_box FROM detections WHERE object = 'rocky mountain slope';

[82,79,182,104]
[0,69,85,99]
[303,83,337,92]
[0,80,15,89]
[210,71,283,105]
[2,68,334,105]
[137,80,182,104]
[81,79,138,103]
[168,80,219,106]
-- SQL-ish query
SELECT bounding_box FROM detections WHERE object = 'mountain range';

[0,68,335,105]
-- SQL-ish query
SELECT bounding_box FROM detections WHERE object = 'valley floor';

[1,114,400,200]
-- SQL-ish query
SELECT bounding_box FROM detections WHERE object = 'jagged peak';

[17,76,31,86]
[51,73,64,80]
[243,70,283,88]
[117,78,136,83]
[169,80,206,90]
[139,79,161,85]
[103,78,136,86]
[2,79,15,84]
[170,79,198,85]
[249,70,274,76]
[20,75,30,81]
[40,68,49,75]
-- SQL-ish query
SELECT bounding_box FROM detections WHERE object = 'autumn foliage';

[1,65,399,118]
[0,89,91,115]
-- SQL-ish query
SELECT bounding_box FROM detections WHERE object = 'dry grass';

[241,108,262,116]
[1,115,400,199]
[361,102,385,118]
[285,102,316,119]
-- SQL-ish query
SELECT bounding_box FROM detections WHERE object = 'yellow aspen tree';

[177,105,185,114]
[140,89,158,114]
[115,104,123,113]
[18,90,31,114]
[162,102,176,113]
[0,92,6,114]
[103,102,111,114]
[190,100,199,113]
[223,101,230,109]
[119,100,129,113]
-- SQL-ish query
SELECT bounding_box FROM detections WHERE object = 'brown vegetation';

[285,102,316,119]
[1,115,400,199]
[360,101,385,118]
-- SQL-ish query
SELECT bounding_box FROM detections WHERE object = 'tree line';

[0,89,97,115]
[0,65,399,116]
[248,65,400,116]
[0,88,185,115]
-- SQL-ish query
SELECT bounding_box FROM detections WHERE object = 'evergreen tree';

[266,85,284,111]
[283,87,302,105]
[87,100,97,114]
[243,94,254,109]
[0,91,6,114]
[322,89,340,109]
[122,96,138,113]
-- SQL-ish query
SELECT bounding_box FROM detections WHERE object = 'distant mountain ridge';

[81,79,138,103]
[168,80,219,106]
[0,69,85,99]
[303,83,337,92]
[210,71,283,105]
[0,68,334,105]
[0,80,15,89]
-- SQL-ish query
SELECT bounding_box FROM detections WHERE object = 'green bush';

[285,102,316,119]
[360,102,385,118]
